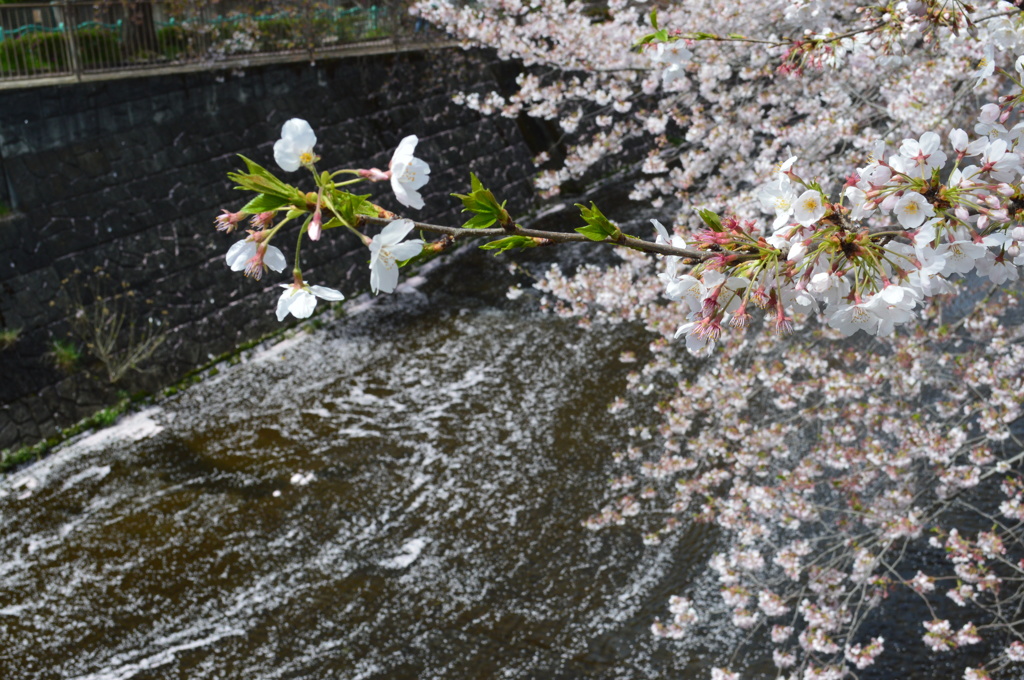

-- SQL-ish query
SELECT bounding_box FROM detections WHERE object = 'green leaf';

[236,156,287,190]
[575,202,620,241]
[480,235,538,254]
[698,209,723,232]
[576,224,610,241]
[635,28,670,48]
[463,213,498,230]
[240,193,291,215]
[452,173,509,229]
[229,156,306,203]
[452,173,496,211]
[238,155,268,176]
[649,8,658,28]
[635,32,656,48]
[227,172,277,196]
[331,192,377,227]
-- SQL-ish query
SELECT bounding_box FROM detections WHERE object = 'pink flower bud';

[359,167,391,182]
[309,208,322,241]
[251,211,275,230]
[215,209,246,233]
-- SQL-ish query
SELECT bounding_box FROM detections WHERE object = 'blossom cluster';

[666,106,1024,355]
[216,119,428,320]
[412,1,1024,361]
[546,255,1024,677]
[477,3,1024,674]
[414,0,1010,213]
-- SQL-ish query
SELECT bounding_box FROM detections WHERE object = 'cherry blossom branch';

[211,8,1024,674]
[677,22,883,48]
[354,214,730,261]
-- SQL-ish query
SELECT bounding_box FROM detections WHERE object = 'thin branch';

[356,214,743,261]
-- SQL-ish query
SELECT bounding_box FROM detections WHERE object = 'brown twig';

[356,215,754,261]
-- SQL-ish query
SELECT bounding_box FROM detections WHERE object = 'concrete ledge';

[0,38,462,92]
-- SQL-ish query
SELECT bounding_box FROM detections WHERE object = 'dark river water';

[0,249,741,679]
[0,245,994,680]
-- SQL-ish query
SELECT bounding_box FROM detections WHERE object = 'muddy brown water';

[0,249,740,680]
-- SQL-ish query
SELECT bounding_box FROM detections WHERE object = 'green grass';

[0,293,333,474]
[48,338,82,373]
[0,327,20,350]
[0,398,132,472]
[0,27,121,75]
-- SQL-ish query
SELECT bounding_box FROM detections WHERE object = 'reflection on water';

[0,258,735,680]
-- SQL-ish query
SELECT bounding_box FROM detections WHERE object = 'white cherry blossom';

[896,132,946,179]
[844,186,875,220]
[649,40,692,86]
[975,104,1007,138]
[907,249,953,296]
[225,239,286,281]
[949,128,987,157]
[276,282,345,321]
[893,192,934,229]
[936,232,988,276]
[650,40,692,66]
[369,219,425,294]
[793,189,826,227]
[273,118,318,172]
[978,138,1022,182]
[758,178,800,229]
[974,249,1019,284]
[971,45,996,88]
[827,298,883,336]
[389,135,431,210]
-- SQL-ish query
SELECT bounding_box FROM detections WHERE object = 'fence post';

[62,0,82,80]
[389,0,399,49]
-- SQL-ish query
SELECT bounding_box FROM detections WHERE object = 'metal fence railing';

[0,0,416,83]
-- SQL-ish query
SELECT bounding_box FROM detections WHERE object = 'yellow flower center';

[300,151,314,165]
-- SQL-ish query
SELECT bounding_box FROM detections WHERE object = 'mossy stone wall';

[0,48,535,451]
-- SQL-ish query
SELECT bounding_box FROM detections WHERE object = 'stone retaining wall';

[0,48,536,451]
